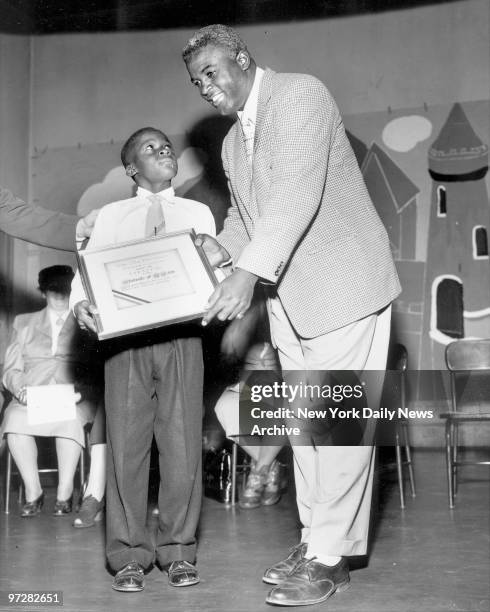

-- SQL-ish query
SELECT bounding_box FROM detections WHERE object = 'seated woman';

[1,265,99,517]
[214,293,287,509]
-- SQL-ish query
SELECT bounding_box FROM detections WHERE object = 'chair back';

[445,339,490,372]
[389,343,408,373]
[445,339,490,415]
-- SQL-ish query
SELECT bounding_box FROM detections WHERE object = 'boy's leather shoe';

[112,562,145,592]
[265,557,350,606]
[165,560,200,587]
[262,542,307,584]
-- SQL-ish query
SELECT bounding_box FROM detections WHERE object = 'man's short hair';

[120,127,170,167]
[182,24,248,62]
[38,265,74,295]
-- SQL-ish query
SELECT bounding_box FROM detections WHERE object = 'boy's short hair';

[120,127,170,166]
[182,24,248,62]
[38,265,74,295]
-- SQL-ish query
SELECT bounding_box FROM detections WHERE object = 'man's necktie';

[241,117,255,165]
[56,316,64,327]
[145,194,166,237]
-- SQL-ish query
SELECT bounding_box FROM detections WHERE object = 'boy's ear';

[125,164,138,177]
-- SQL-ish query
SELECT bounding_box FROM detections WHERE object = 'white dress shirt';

[70,186,216,308]
[48,308,69,354]
[237,66,264,163]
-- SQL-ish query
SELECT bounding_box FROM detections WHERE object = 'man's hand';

[195,233,230,268]
[202,268,258,326]
[74,300,98,334]
[77,208,100,239]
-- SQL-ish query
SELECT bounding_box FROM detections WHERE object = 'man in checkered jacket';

[184,24,401,607]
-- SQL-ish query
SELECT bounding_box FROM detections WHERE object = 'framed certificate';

[77,229,218,340]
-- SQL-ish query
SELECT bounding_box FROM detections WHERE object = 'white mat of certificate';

[26,384,77,425]
[80,231,218,339]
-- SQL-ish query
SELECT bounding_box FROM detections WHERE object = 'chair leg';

[5,450,11,514]
[453,424,459,496]
[402,422,416,497]
[395,430,405,508]
[79,446,86,494]
[241,458,250,494]
[446,420,454,509]
[231,442,238,507]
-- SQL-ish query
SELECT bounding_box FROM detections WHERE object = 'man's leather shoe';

[165,560,200,587]
[265,557,350,606]
[112,562,145,592]
[20,492,44,517]
[52,496,73,516]
[262,542,307,584]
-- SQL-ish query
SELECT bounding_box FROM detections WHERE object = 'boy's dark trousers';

[103,331,203,571]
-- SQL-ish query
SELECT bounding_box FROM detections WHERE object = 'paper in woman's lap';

[26,384,77,425]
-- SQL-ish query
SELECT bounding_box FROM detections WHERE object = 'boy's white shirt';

[70,186,218,310]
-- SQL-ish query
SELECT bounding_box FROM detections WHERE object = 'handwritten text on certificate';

[105,249,194,310]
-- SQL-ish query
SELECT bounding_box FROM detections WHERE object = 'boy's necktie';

[145,194,166,237]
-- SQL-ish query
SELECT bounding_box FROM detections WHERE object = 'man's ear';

[125,164,138,177]
[236,51,251,71]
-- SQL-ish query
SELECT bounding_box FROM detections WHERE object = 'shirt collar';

[48,308,69,325]
[137,185,175,204]
[237,66,264,126]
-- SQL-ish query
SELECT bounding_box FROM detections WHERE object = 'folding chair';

[441,339,490,508]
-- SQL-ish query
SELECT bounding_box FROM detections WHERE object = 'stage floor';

[0,449,488,612]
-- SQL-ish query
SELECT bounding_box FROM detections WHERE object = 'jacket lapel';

[254,68,274,156]
[55,313,76,355]
[26,308,53,358]
[229,122,254,221]
[37,308,52,340]
[228,68,276,223]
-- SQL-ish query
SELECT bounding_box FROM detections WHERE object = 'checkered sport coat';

[218,68,401,338]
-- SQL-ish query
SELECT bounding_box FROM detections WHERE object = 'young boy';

[71,128,216,592]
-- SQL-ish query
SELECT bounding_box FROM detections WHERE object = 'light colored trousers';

[269,298,392,557]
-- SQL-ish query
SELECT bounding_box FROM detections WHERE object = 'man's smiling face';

[185,45,251,116]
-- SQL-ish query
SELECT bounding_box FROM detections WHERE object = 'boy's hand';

[195,234,230,268]
[74,300,98,334]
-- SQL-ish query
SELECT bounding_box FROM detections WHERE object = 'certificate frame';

[77,229,218,340]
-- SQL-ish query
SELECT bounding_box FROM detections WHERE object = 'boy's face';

[126,130,178,189]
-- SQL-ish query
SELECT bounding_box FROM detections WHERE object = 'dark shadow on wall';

[1,0,465,35]
[181,115,234,233]
[178,115,235,446]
